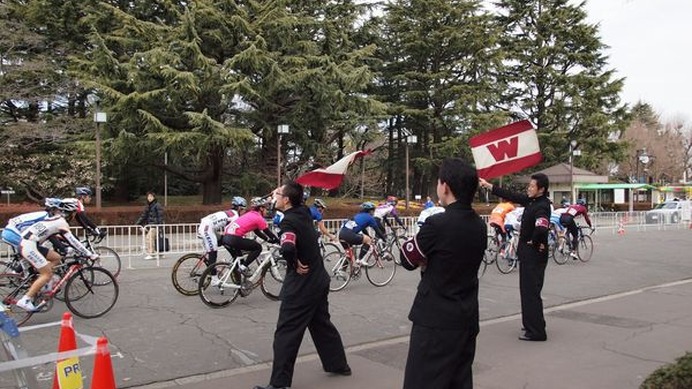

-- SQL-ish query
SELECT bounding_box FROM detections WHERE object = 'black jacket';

[407,202,487,329]
[278,205,330,300]
[492,186,551,254]
[135,200,165,226]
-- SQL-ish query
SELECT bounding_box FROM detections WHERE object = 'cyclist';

[559,198,593,259]
[337,202,386,265]
[309,198,336,242]
[550,201,569,236]
[197,196,247,270]
[72,187,106,238]
[374,195,406,235]
[488,198,515,244]
[16,198,99,312]
[222,197,280,275]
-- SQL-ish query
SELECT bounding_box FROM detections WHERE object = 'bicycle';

[197,244,286,308]
[324,239,396,292]
[495,230,519,274]
[555,226,594,263]
[171,247,240,296]
[0,254,119,326]
[481,231,503,277]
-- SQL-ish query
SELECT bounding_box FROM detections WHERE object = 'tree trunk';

[201,147,224,204]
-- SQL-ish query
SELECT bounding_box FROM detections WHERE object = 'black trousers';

[403,323,477,389]
[560,214,578,249]
[222,235,261,266]
[518,244,548,339]
[270,290,348,387]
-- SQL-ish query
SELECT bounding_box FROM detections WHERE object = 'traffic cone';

[91,337,116,389]
[53,312,83,389]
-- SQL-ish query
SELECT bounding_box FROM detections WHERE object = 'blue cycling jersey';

[342,212,379,234]
[309,205,323,222]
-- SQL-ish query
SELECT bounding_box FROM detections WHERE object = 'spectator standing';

[479,173,552,341]
[399,158,486,389]
[253,181,350,389]
[134,191,165,260]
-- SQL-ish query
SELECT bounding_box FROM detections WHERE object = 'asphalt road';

[3,229,691,388]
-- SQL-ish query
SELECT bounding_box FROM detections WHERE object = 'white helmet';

[58,198,79,213]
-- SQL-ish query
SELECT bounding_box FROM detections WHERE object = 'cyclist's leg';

[227,236,261,267]
[18,242,55,308]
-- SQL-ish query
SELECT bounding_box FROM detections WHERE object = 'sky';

[583,0,691,122]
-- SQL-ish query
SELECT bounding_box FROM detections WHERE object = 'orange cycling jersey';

[488,202,516,231]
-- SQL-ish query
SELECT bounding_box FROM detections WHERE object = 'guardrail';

[1,211,688,268]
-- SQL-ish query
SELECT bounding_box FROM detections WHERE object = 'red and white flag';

[295,150,372,190]
[469,120,542,179]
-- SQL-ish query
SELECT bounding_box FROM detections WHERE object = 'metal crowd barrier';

[1,212,688,268]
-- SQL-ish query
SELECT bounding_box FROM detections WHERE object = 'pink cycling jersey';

[225,210,268,237]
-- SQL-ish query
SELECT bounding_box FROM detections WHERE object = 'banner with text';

[469,120,542,179]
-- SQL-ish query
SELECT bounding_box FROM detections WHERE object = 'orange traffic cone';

[53,312,83,389]
[91,337,116,389]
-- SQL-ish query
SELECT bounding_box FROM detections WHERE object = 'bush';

[640,352,692,389]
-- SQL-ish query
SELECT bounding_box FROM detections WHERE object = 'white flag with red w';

[469,120,542,179]
[295,150,372,190]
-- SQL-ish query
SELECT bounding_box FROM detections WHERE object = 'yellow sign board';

[56,357,83,389]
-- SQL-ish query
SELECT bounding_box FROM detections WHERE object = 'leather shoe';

[253,385,288,389]
[518,333,547,342]
[327,365,352,376]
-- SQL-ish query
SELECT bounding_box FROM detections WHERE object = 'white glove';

[89,253,100,261]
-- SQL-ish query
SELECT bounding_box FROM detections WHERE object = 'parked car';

[645,200,691,224]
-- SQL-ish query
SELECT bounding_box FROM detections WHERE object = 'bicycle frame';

[217,248,280,290]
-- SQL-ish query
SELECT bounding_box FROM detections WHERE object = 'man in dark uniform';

[400,158,487,389]
[254,181,350,389]
[479,173,551,341]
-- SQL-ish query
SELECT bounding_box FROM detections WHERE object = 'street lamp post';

[405,134,417,209]
[277,125,290,187]
[93,103,107,209]
[569,140,580,203]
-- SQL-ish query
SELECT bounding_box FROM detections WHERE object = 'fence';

[1,211,688,268]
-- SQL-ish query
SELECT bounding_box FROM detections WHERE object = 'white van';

[645,200,691,224]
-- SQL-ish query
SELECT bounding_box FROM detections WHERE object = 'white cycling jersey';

[1,211,50,248]
[198,210,239,237]
[374,204,394,219]
[20,215,94,269]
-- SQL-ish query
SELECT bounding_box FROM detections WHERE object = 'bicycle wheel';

[324,251,351,292]
[0,273,33,326]
[92,246,122,279]
[577,235,594,262]
[485,236,499,265]
[65,267,119,319]
[320,242,343,257]
[171,253,208,296]
[552,236,569,265]
[260,259,286,300]
[198,263,240,308]
[477,258,487,279]
[366,251,397,287]
[495,242,517,274]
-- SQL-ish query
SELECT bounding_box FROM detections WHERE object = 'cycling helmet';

[386,195,398,205]
[313,198,327,209]
[576,198,587,206]
[231,196,247,209]
[58,198,79,213]
[361,201,376,212]
[250,197,268,209]
[44,197,62,209]
[75,187,93,197]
